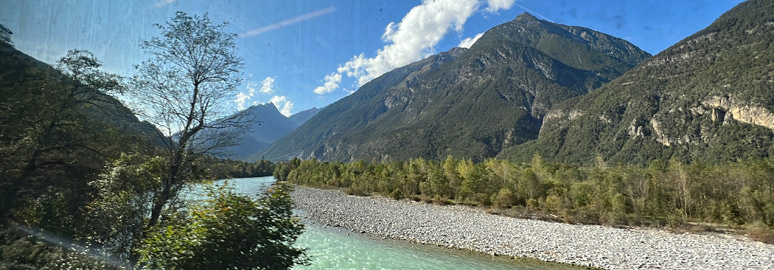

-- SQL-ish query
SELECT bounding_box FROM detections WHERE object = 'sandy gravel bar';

[291,187,774,270]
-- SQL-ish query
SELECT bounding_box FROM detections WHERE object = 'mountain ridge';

[259,13,650,162]
[500,0,774,165]
[217,103,321,160]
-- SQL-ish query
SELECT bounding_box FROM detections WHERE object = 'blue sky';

[0,0,744,116]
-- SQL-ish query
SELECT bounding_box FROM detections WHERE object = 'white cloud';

[259,76,276,94]
[235,76,278,110]
[313,72,342,95]
[458,32,484,48]
[485,0,516,13]
[235,80,258,110]
[270,95,294,116]
[332,0,479,89]
[235,92,250,111]
[154,0,176,8]
[313,0,522,95]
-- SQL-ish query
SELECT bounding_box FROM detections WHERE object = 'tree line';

[198,156,275,179]
[278,155,774,243]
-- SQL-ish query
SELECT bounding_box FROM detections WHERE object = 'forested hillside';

[260,13,650,162]
[501,0,774,165]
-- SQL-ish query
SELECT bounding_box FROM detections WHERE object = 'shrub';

[138,183,307,269]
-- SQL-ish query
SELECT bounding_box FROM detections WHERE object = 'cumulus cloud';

[458,32,484,48]
[270,95,294,116]
[313,72,342,95]
[309,0,477,94]
[313,0,521,95]
[340,0,478,87]
[259,76,276,94]
[485,0,516,13]
[235,76,278,110]
[235,80,258,110]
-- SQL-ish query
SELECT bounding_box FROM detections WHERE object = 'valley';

[2,0,773,269]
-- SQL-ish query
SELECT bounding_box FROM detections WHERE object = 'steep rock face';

[503,0,774,164]
[699,96,774,131]
[261,14,649,162]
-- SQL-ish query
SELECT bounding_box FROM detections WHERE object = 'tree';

[518,168,541,202]
[82,153,164,264]
[0,49,123,218]
[138,184,308,269]
[130,11,246,228]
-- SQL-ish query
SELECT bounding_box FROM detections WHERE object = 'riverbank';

[291,187,774,270]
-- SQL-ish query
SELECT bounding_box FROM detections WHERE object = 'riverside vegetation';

[3,0,774,268]
[277,155,774,243]
[0,12,306,269]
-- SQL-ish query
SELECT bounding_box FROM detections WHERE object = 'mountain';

[217,104,320,160]
[0,42,159,143]
[500,0,774,165]
[288,107,321,127]
[260,13,650,162]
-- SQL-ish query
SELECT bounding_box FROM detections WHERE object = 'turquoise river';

[189,177,577,269]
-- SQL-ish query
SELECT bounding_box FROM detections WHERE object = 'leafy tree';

[82,153,164,263]
[517,168,541,202]
[130,11,246,228]
[139,183,307,269]
[0,49,123,219]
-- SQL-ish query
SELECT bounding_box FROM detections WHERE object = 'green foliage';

[138,183,307,269]
[494,188,515,208]
[197,155,275,179]
[82,153,164,261]
[281,156,774,238]
[0,15,301,268]
[0,46,141,228]
[130,11,246,229]
[0,44,160,268]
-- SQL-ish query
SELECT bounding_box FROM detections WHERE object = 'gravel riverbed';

[291,187,774,270]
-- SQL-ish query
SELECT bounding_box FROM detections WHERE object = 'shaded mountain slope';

[260,13,650,162]
[0,43,159,143]
[215,104,321,160]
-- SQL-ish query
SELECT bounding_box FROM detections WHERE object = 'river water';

[191,177,569,269]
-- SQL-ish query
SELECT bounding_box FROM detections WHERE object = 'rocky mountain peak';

[514,12,539,22]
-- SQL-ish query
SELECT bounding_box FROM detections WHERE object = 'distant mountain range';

[259,12,650,162]
[500,0,774,165]
[217,103,319,160]
[11,0,770,167]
